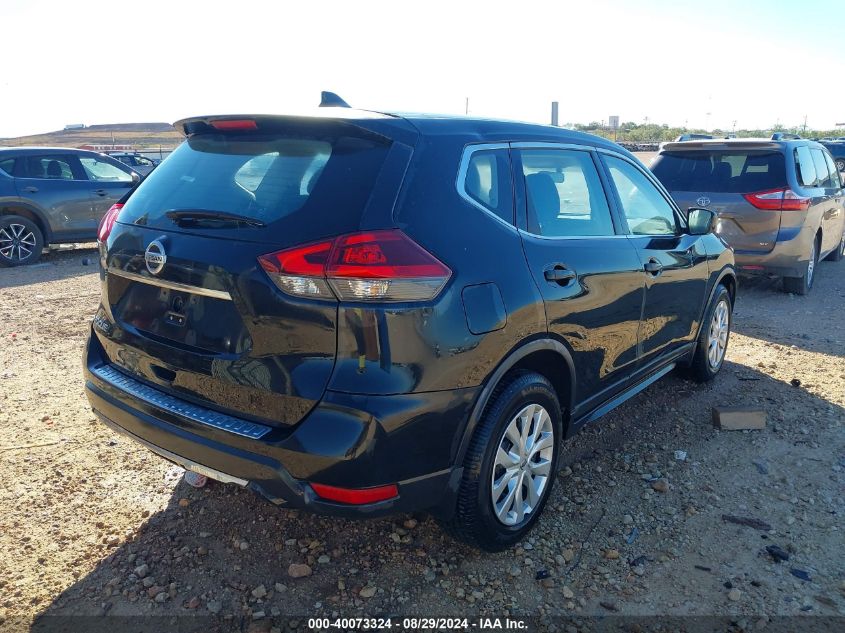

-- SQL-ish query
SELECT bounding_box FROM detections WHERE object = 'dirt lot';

[1,245,843,632]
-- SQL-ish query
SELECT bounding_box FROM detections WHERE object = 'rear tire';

[782,236,819,295]
[0,215,44,267]
[823,234,844,262]
[835,158,845,173]
[687,284,732,383]
[440,371,562,551]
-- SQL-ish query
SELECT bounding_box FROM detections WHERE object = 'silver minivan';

[652,138,845,294]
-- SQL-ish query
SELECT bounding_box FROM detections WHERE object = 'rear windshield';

[652,151,786,193]
[118,130,390,234]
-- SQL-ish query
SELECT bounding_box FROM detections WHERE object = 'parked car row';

[83,97,738,550]
[0,147,141,265]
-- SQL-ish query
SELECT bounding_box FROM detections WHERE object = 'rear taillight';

[743,188,810,211]
[258,230,451,302]
[97,203,123,242]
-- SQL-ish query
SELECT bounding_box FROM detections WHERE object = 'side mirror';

[131,172,141,184]
[687,207,716,235]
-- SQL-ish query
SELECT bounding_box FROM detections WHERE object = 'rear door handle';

[644,259,663,275]
[23,186,38,193]
[93,189,108,196]
[544,265,576,285]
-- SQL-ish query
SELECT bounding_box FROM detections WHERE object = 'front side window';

[518,149,613,237]
[0,158,15,177]
[22,155,75,180]
[135,156,154,166]
[823,151,842,189]
[462,149,514,224]
[795,146,817,187]
[810,149,832,188]
[80,157,133,182]
[605,155,677,236]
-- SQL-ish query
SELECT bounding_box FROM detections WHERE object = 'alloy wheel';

[0,223,37,262]
[707,299,730,369]
[491,403,555,526]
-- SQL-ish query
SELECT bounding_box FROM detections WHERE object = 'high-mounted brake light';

[743,188,810,212]
[310,482,399,505]
[258,230,451,302]
[97,203,123,242]
[209,119,258,130]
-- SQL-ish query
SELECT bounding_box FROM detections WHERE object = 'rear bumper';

[734,225,814,277]
[83,332,474,518]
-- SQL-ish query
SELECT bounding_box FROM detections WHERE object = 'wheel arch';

[690,265,736,353]
[453,338,576,468]
[0,201,52,243]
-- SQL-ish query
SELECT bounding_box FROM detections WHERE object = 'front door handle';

[644,259,663,275]
[23,186,38,193]
[93,189,108,196]
[544,265,576,285]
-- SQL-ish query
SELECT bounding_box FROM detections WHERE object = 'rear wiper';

[165,209,266,228]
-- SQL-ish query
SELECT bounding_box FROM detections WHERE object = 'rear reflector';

[743,188,810,211]
[310,482,399,505]
[97,203,123,242]
[210,119,258,130]
[258,230,451,302]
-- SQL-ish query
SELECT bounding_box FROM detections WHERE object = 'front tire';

[441,371,562,551]
[0,215,44,267]
[835,158,845,174]
[783,236,819,295]
[687,284,732,382]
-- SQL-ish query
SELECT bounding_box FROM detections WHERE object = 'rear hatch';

[95,115,406,428]
[652,144,788,253]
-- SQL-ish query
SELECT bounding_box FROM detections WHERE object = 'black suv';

[0,147,140,265]
[84,101,735,550]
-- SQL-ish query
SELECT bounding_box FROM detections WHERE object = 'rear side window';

[461,149,513,224]
[518,149,614,237]
[22,155,76,180]
[119,132,390,231]
[795,146,817,187]
[810,149,832,188]
[652,151,786,193]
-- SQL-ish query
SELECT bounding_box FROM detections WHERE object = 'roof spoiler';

[319,91,351,108]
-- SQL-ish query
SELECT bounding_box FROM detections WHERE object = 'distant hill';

[0,123,184,149]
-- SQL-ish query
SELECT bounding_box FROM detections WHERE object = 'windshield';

[118,131,390,233]
[652,150,786,193]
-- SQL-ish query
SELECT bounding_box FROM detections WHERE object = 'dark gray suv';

[0,147,140,266]
[652,138,845,294]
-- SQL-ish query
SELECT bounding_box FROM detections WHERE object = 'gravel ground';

[0,245,843,632]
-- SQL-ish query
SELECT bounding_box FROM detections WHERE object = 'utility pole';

[802,115,808,134]
[551,102,559,127]
[465,97,469,115]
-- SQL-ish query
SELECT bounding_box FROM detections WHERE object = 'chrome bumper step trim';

[108,268,232,301]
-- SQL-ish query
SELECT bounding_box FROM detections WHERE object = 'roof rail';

[771,132,801,141]
[319,91,351,108]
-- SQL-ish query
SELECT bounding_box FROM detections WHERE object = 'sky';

[1,0,842,138]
